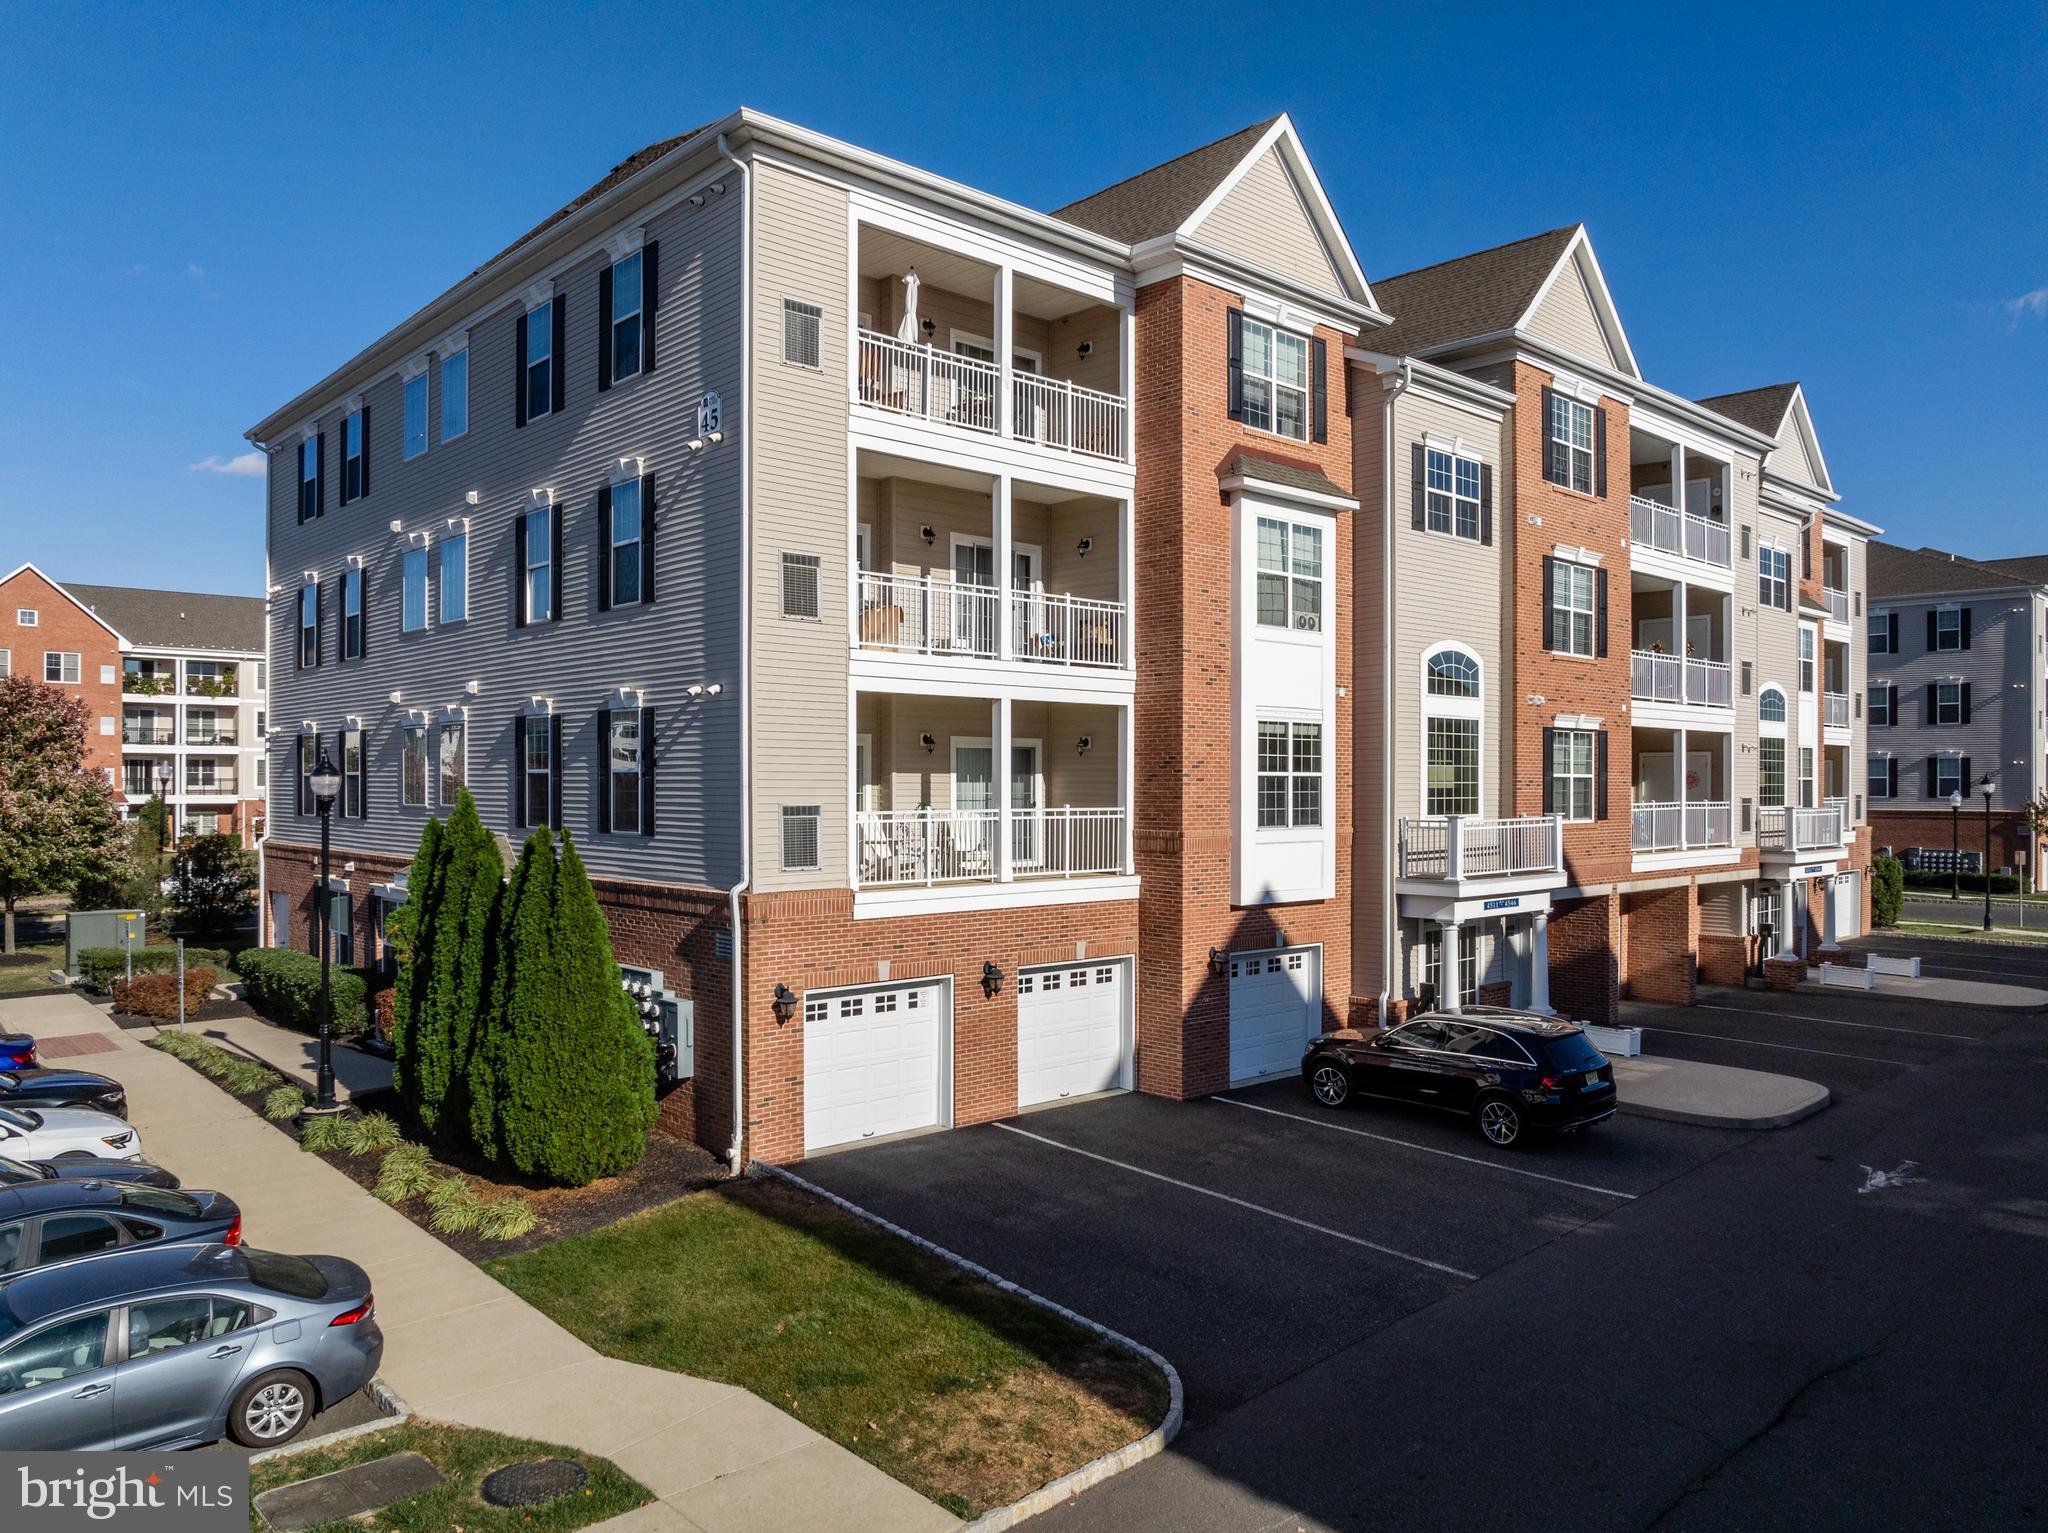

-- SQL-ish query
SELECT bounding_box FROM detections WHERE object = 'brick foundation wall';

[1621,884,1698,1004]
[1697,932,1754,986]
[1763,956,1804,990]
[1550,892,1621,1024]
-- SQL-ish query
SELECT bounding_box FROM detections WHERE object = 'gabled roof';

[1866,543,2040,599]
[1053,118,1281,243]
[1977,554,2048,586]
[63,584,266,654]
[1695,383,1799,439]
[1699,381,1834,495]
[0,561,127,643]
[465,125,712,281]
[1358,227,1579,359]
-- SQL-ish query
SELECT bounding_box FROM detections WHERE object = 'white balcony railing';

[857,572,999,659]
[1399,815,1564,881]
[1630,496,1732,568]
[1630,650,1733,708]
[1824,587,1850,624]
[1824,691,1851,728]
[856,806,1124,887]
[1631,800,1734,852]
[1012,373,1126,461]
[1758,804,1844,853]
[1011,591,1126,668]
[856,330,998,434]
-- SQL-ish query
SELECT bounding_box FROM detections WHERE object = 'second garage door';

[803,982,946,1154]
[1017,960,1131,1108]
[1228,945,1322,1083]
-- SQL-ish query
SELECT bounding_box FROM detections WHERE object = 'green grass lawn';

[489,1176,1169,1518]
[246,1420,649,1533]
[1895,919,2048,945]
[0,943,67,996]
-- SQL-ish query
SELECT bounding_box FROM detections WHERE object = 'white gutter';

[718,132,753,1175]
[1378,359,1413,1024]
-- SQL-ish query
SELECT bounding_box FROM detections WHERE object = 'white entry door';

[803,983,945,1154]
[1833,871,1863,941]
[1017,959,1130,1108]
[1228,946,1323,1083]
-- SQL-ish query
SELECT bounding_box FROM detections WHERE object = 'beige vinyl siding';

[1844,536,1868,823]
[1766,428,1821,489]
[1524,259,1619,370]
[1190,147,1347,298]
[751,160,853,891]
[1349,365,1389,1000]
[865,477,1119,607]
[854,695,1119,812]
[1747,499,1805,816]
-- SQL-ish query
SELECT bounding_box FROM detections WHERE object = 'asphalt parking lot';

[800,935,2048,1533]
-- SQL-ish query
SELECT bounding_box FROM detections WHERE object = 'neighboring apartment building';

[1865,543,2048,889]
[0,564,268,845]
[1344,228,1879,1020]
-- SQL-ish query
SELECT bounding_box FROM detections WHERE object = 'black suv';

[1301,1007,1617,1148]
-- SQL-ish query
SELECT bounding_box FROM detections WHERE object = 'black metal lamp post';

[306,750,345,1115]
[154,762,174,881]
[1980,773,1997,932]
[1949,790,1963,900]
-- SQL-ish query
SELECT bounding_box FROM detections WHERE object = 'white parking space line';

[1696,1003,1978,1042]
[993,1121,1480,1282]
[1648,1027,1914,1067]
[1215,1097,1636,1201]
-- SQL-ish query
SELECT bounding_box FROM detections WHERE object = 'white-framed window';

[340,409,365,503]
[329,886,353,966]
[525,300,555,420]
[609,250,644,382]
[402,547,428,633]
[1869,610,1891,653]
[15,608,36,627]
[1425,448,1482,539]
[1426,717,1479,816]
[1932,755,1964,799]
[98,716,114,737]
[186,810,219,838]
[43,651,80,684]
[781,552,821,620]
[1548,392,1594,493]
[401,725,427,807]
[298,734,316,813]
[1758,738,1786,807]
[1933,607,1963,651]
[299,583,318,668]
[1799,626,1816,692]
[1240,315,1309,440]
[1551,560,1596,657]
[1799,746,1816,809]
[608,711,643,834]
[1868,754,1892,800]
[780,805,821,870]
[342,729,363,818]
[254,660,267,693]
[0,649,10,675]
[1422,925,1479,1005]
[1425,648,1479,698]
[440,347,468,441]
[438,721,465,807]
[1935,679,1963,725]
[1256,720,1322,828]
[403,371,428,460]
[1255,517,1323,632]
[98,664,114,685]
[255,758,267,790]
[523,506,553,621]
[439,530,467,624]
[609,478,643,605]
[1550,728,1596,821]
[783,299,822,368]
[521,715,552,827]
[298,437,320,522]
[1758,686,1787,726]
[1759,546,1790,610]
[1869,683,1891,727]
[341,568,364,658]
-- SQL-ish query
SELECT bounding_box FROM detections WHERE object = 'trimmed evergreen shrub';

[1902,869,2024,896]
[112,967,217,1019]
[471,827,558,1163]
[235,947,368,1035]
[406,793,502,1144]
[77,946,229,994]
[1872,854,1906,928]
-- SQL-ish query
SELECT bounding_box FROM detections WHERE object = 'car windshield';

[1541,1031,1607,1071]
[0,1108,38,1131]
[239,1247,327,1300]
[0,1156,46,1185]
[116,1188,200,1218]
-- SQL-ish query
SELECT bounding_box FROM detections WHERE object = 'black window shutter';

[551,298,567,416]
[359,730,370,821]
[1925,756,1937,799]
[597,264,614,392]
[313,582,322,666]
[1888,612,1899,651]
[1541,557,1557,650]
[358,404,370,499]
[1889,682,1898,725]
[1961,607,1972,649]
[1594,566,1609,657]
[1887,758,1898,798]
[551,508,565,623]
[357,570,367,662]
[1594,731,1610,820]
[1541,728,1557,815]
[315,432,326,517]
[1225,308,1243,421]
[1593,406,1608,497]
[1410,442,1426,530]
[641,241,659,372]
[1540,387,1559,485]
[295,744,305,814]
[1923,685,1934,726]
[514,722,528,829]
[1310,337,1327,444]
[640,476,656,604]
[1479,464,1494,546]
[1961,682,1973,724]
[1801,529,1812,580]
[1962,756,1973,793]
[514,513,529,627]
[596,707,612,833]
[1926,610,1937,651]
[596,485,613,612]
[639,705,655,833]
[549,713,564,828]
[515,312,529,428]
[330,576,343,667]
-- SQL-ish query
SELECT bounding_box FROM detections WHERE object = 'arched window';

[1758,687,1786,724]
[1422,646,1482,816]
[1426,649,1480,698]
[1756,687,1788,807]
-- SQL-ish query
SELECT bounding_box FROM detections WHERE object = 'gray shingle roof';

[1975,554,2048,586]
[63,583,267,653]
[468,126,713,280]
[1865,543,2041,600]
[1052,118,1279,244]
[1359,226,1580,358]
[1223,453,1349,503]
[1696,383,1798,439]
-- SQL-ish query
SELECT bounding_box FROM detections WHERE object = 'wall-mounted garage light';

[921,733,936,754]
[1208,947,1227,977]
[920,525,936,545]
[981,962,1004,999]
[771,984,798,1025]
[1076,735,1091,756]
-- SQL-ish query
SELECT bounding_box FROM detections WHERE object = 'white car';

[0,1105,143,1162]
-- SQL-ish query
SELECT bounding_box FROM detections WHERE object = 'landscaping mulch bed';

[108,992,262,1031]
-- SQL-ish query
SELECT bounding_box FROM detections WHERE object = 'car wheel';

[1475,1095,1527,1149]
[229,1370,315,1448]
[1307,1061,1351,1108]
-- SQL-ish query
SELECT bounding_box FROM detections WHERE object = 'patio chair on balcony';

[859,602,905,648]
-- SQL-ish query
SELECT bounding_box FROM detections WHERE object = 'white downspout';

[718,132,752,1175]
[1378,360,1412,1024]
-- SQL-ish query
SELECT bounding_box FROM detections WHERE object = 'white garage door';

[1228,945,1323,1084]
[1833,872,1863,940]
[1017,960,1130,1108]
[803,982,945,1154]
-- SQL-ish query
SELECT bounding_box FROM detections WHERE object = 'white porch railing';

[1758,804,1844,852]
[1825,587,1850,624]
[1012,807,1125,878]
[1399,815,1564,880]
[1824,691,1851,728]
[1632,800,1733,852]
[1012,374,1127,462]
[856,330,998,433]
[857,571,999,659]
[1631,650,1733,708]
[1010,591,1126,668]
[856,807,1124,887]
[1630,495,1732,567]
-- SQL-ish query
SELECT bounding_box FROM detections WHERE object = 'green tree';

[389,816,445,1089]
[0,674,124,952]
[71,818,167,925]
[170,832,256,938]
[472,826,558,1162]
[486,830,653,1184]
[417,792,502,1144]
[1870,853,1905,929]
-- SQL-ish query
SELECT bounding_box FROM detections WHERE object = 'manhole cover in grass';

[480,1458,587,1507]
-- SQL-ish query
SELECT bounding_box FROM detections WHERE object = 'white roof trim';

[1778,384,1836,495]
[0,562,131,646]
[1513,226,1641,379]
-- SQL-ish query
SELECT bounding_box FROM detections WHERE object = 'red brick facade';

[1,566,122,780]
[1620,884,1698,1005]
[1869,807,2040,889]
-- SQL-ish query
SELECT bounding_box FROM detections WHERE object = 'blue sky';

[4,2,2043,596]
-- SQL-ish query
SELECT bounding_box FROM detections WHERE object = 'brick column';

[1548,892,1621,1024]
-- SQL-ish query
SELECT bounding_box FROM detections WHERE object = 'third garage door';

[1017,960,1130,1108]
[1229,945,1322,1083]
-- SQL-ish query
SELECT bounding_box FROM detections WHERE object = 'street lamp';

[1949,789,1963,901]
[154,762,174,879]
[305,750,346,1117]
[1979,773,1997,932]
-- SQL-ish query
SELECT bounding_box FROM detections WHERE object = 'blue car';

[0,1035,33,1071]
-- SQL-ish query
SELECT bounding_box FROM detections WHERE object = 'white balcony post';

[994,474,1014,662]
[1529,910,1552,1013]
[1676,726,1689,846]
[1674,579,1689,696]
[1440,918,1465,1014]
[1445,814,1465,881]
[1119,307,1135,466]
[994,267,1014,441]
[994,697,1013,883]
[1670,442,1686,518]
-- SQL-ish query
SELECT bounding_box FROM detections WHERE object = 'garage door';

[803,982,945,1154]
[1833,872,1863,940]
[1018,960,1130,1108]
[1228,945,1322,1084]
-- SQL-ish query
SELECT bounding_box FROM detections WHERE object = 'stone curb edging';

[246,1377,413,1466]
[753,1163,1183,1531]
[1881,928,2048,952]
[1618,1092,1830,1131]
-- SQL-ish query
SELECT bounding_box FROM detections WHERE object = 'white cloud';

[190,452,265,477]
[2005,287,2048,325]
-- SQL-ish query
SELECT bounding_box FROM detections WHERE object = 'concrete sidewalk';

[0,991,956,1533]
[1606,1048,1830,1130]
[1802,964,2048,1011]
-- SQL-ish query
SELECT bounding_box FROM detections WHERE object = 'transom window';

[1426,717,1480,816]
[438,722,465,807]
[1758,687,1787,725]
[1550,728,1596,821]
[1425,448,1482,540]
[609,480,643,605]
[1551,561,1596,657]
[340,410,365,503]
[1255,517,1323,632]
[1548,393,1594,493]
[1759,546,1790,610]
[402,547,427,633]
[1256,720,1322,828]
[1426,649,1479,697]
[609,251,644,382]
[403,371,428,460]
[1933,608,1963,651]
[526,300,556,421]
[342,568,364,658]
[1935,680,1963,725]
[1240,316,1309,440]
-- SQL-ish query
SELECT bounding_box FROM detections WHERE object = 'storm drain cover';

[480,1457,587,1507]
[254,1451,446,1532]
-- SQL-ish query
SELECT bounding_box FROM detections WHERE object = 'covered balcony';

[1822,637,1851,732]
[182,765,239,798]
[1397,816,1564,882]
[184,709,239,747]
[121,660,174,697]
[122,708,174,746]
[1629,427,1733,571]
[1631,728,1734,854]
[854,226,1127,463]
[1629,575,1731,709]
[1822,541,1851,626]
[1758,804,1844,855]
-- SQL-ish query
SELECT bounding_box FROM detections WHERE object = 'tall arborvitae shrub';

[474,827,557,1164]
[488,831,654,1184]
[425,791,503,1146]
[389,816,444,1095]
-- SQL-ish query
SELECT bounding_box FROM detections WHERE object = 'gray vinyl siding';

[1524,260,1617,370]
[1190,147,1347,299]
[750,160,852,892]
[264,189,746,887]
[1867,587,2035,810]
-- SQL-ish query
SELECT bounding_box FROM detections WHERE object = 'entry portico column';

[1440,916,1464,1013]
[1529,910,1552,1013]
[1778,878,1800,960]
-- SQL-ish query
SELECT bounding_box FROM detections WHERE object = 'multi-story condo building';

[0,564,268,844]
[1866,543,2048,889]
[1345,228,1879,1019]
